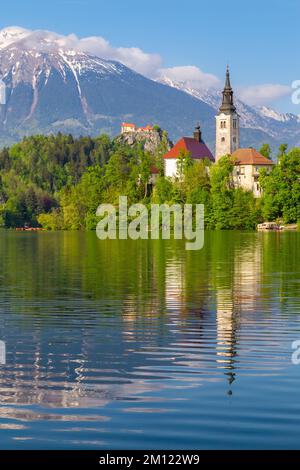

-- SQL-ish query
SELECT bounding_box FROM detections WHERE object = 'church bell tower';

[215,66,240,161]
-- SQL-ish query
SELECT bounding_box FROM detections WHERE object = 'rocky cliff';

[115,128,173,155]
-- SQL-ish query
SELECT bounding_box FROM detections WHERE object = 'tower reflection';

[216,236,263,394]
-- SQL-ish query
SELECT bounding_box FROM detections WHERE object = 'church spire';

[215,66,240,161]
[225,65,231,89]
[219,66,236,114]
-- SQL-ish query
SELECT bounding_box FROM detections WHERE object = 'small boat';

[15,227,43,232]
[257,222,282,232]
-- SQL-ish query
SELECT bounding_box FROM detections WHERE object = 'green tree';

[259,143,272,160]
[260,148,300,223]
[151,177,174,204]
[277,143,288,160]
[209,155,235,229]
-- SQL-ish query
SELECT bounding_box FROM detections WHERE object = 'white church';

[163,67,274,197]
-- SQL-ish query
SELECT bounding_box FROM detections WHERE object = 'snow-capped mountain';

[0,27,218,146]
[158,77,300,149]
[0,26,31,49]
[0,26,299,151]
[258,106,299,123]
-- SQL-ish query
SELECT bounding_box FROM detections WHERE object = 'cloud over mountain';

[0,25,298,151]
[0,26,290,108]
[238,84,292,106]
[0,26,162,77]
[157,66,221,90]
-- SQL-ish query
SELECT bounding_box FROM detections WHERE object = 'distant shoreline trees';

[0,133,299,231]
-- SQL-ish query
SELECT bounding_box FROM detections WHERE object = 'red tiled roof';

[163,137,214,162]
[122,122,136,128]
[232,148,274,166]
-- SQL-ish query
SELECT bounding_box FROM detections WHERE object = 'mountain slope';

[159,77,300,150]
[0,27,299,152]
[0,28,217,147]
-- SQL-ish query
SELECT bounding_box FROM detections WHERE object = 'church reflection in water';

[0,235,267,422]
[215,236,263,393]
[161,236,264,395]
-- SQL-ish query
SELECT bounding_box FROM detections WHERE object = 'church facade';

[162,66,274,197]
[215,67,273,197]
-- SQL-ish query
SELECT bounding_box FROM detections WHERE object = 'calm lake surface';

[0,230,300,449]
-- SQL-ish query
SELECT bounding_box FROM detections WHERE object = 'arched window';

[221,137,225,142]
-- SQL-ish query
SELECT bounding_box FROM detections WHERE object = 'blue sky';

[0,0,299,112]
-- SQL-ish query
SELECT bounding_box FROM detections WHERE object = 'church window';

[233,119,237,129]
[221,137,225,142]
[233,137,236,143]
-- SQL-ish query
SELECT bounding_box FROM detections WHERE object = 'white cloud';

[238,84,291,106]
[0,26,31,48]
[0,26,291,108]
[71,34,162,76]
[0,27,162,77]
[157,65,221,90]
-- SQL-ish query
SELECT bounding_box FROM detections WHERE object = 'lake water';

[0,230,300,449]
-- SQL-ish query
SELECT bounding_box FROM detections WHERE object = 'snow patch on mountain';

[58,51,82,97]
[257,106,300,123]
[0,26,31,49]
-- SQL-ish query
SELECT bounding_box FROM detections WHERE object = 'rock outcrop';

[116,127,173,155]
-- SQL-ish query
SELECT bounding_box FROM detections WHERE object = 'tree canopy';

[0,133,299,231]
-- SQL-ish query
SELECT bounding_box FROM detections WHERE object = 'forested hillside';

[0,132,299,230]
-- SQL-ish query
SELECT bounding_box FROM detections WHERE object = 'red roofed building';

[232,148,274,166]
[121,122,154,134]
[121,122,137,133]
[139,125,154,132]
[164,125,214,178]
[231,148,274,197]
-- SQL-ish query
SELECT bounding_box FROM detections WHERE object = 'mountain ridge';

[158,77,300,149]
[0,26,298,152]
